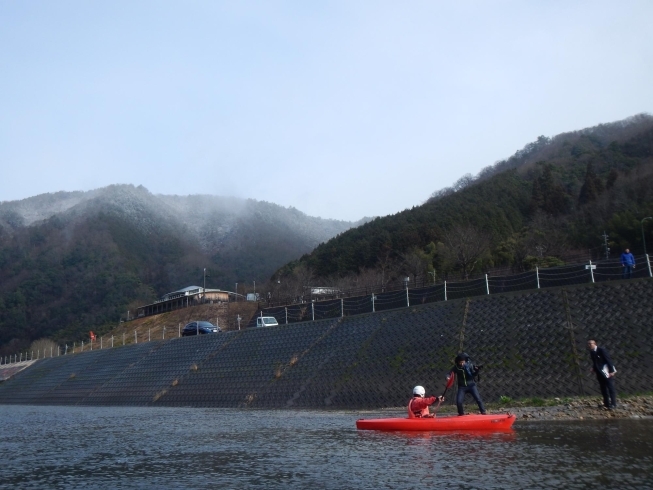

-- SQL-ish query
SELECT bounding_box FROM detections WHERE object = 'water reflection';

[0,406,651,489]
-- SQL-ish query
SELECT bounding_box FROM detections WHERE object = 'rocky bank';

[445,395,653,421]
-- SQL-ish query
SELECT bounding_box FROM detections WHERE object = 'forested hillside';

[0,187,360,355]
[275,114,653,293]
[2,114,652,356]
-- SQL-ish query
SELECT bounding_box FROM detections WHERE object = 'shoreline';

[432,395,653,421]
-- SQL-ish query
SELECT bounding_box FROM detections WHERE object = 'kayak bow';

[356,413,516,431]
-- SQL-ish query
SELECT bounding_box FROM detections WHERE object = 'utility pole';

[602,231,610,260]
[428,271,435,285]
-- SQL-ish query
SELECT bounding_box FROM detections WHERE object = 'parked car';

[256,316,279,327]
[182,321,221,336]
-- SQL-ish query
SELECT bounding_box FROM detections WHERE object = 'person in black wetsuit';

[587,339,617,409]
[450,353,486,416]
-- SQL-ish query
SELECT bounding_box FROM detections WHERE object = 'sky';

[1,1,652,222]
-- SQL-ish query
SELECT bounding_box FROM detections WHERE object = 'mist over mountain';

[2,113,652,355]
[0,186,364,353]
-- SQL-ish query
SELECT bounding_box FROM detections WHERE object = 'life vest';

[408,397,430,418]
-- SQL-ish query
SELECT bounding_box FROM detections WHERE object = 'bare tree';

[276,263,315,303]
[526,213,568,258]
[376,246,393,288]
[29,338,59,358]
[442,224,491,280]
[400,248,431,285]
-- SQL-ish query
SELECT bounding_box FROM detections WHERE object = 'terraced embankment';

[0,279,650,409]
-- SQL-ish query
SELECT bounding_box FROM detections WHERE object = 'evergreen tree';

[606,168,618,190]
[578,162,605,205]
[530,164,570,216]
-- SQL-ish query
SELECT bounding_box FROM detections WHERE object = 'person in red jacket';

[408,386,444,418]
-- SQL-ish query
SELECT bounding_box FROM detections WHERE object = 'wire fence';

[0,322,197,367]
[1,255,650,367]
[259,254,653,324]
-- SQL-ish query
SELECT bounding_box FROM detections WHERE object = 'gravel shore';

[487,395,653,421]
[419,395,653,421]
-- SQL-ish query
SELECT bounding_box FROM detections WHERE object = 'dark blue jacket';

[590,346,615,376]
[451,363,477,387]
[621,252,635,266]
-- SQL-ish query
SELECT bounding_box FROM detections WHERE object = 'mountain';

[278,114,653,285]
[0,186,362,353]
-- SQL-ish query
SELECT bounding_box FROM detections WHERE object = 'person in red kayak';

[408,385,444,418]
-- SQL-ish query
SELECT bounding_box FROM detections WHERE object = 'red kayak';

[356,413,516,431]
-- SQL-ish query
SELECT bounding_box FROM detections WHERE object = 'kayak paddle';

[433,372,456,412]
[442,371,455,397]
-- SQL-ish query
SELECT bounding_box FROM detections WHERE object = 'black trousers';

[597,375,617,407]
[456,385,486,415]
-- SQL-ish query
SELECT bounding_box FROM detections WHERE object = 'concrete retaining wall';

[0,279,650,409]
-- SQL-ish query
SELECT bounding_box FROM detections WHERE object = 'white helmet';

[412,385,425,397]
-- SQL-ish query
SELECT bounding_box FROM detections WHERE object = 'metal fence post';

[406,284,410,307]
[444,281,447,301]
[81,341,84,352]
[341,298,344,317]
[148,329,151,342]
[485,274,490,295]
[536,267,540,289]
[312,301,315,321]
[178,323,181,337]
[647,254,652,277]
[134,330,137,344]
[372,294,375,313]
[111,336,114,348]
[285,307,288,324]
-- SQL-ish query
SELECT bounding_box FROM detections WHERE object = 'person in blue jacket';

[450,353,486,416]
[620,248,636,279]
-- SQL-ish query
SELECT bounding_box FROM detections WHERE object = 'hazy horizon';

[1,1,652,221]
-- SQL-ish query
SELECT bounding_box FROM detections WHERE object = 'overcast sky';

[1,1,652,221]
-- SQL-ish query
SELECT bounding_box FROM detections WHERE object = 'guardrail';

[260,254,652,324]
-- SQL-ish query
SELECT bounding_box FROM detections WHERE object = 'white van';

[256,316,279,327]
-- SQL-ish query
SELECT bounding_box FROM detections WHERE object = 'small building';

[136,286,233,318]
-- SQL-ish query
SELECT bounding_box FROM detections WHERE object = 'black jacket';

[451,363,477,387]
[590,346,615,375]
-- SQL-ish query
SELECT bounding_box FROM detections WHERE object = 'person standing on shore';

[450,353,486,416]
[587,339,617,409]
[620,248,636,279]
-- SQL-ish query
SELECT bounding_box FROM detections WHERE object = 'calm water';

[0,405,651,489]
